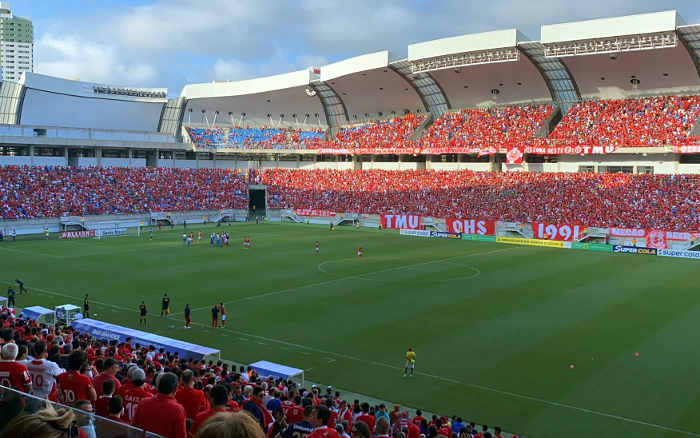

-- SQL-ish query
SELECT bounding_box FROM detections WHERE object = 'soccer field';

[1,222,699,438]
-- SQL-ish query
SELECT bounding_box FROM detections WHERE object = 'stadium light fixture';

[543,31,676,58]
[410,48,519,74]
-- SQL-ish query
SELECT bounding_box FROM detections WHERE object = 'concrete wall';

[428,162,493,172]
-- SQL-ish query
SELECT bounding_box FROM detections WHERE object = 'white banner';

[400,229,430,237]
[657,249,700,260]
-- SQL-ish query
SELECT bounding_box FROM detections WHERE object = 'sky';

[8,0,700,96]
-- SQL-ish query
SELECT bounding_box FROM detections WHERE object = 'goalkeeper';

[404,347,416,377]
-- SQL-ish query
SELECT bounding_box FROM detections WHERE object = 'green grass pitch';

[1,222,700,438]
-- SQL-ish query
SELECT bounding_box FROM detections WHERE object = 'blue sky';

[9,0,700,96]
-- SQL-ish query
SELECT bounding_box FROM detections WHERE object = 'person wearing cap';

[94,358,121,396]
[121,367,152,424]
[133,371,187,438]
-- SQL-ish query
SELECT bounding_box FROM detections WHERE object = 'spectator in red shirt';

[309,405,340,438]
[190,384,235,436]
[355,403,375,435]
[95,379,115,417]
[94,358,121,396]
[176,369,209,420]
[0,342,32,393]
[133,371,187,438]
[56,351,96,405]
[107,395,129,424]
[121,367,152,424]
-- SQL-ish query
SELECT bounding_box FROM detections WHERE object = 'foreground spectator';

[0,405,88,438]
[133,372,187,438]
[194,411,265,438]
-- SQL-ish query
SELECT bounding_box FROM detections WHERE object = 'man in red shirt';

[133,372,187,438]
[95,379,115,417]
[190,384,234,435]
[412,410,425,427]
[0,343,31,393]
[309,405,340,438]
[175,369,209,420]
[107,395,130,424]
[93,358,121,396]
[355,403,374,435]
[121,367,152,424]
[57,351,96,405]
[436,418,451,437]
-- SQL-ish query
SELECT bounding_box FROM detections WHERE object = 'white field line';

[189,248,510,313]
[4,279,699,435]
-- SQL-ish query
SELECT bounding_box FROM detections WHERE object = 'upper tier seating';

[186,126,325,150]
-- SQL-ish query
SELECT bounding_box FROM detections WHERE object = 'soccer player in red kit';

[220,302,227,327]
[309,405,340,438]
[56,351,96,405]
[357,247,363,257]
[315,241,320,254]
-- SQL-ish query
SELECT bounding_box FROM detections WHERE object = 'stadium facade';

[0,10,698,174]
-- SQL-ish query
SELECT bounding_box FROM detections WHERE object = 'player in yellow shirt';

[404,347,416,377]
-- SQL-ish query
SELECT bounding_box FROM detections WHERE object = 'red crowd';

[185,95,700,152]
[325,113,424,150]
[548,95,700,148]
[256,169,700,231]
[418,105,552,151]
[0,310,508,438]
[0,166,248,219]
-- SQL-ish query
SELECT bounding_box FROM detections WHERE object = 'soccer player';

[184,304,191,329]
[15,278,26,294]
[244,236,251,248]
[404,347,416,377]
[44,227,49,239]
[197,231,202,244]
[315,241,320,255]
[211,304,219,328]
[357,247,363,258]
[7,286,15,307]
[161,293,170,317]
[83,294,89,316]
[139,301,148,327]
[220,302,226,327]
[182,233,187,246]
[149,228,154,240]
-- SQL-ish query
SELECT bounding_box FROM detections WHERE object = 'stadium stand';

[419,104,552,151]
[0,310,509,438]
[0,166,248,219]
[545,95,700,148]
[256,169,700,231]
[185,126,325,150]
[323,113,424,151]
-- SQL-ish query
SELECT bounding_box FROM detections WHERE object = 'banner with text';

[531,223,585,242]
[496,236,565,248]
[380,214,422,230]
[61,230,96,239]
[295,209,336,217]
[445,218,496,235]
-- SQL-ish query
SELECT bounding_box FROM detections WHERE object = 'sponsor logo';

[99,228,127,237]
[295,209,336,217]
[658,249,700,259]
[609,228,646,238]
[637,248,657,255]
[400,229,430,238]
[496,236,564,248]
[613,245,656,255]
[430,231,462,239]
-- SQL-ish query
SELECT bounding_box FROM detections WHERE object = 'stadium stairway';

[408,112,435,141]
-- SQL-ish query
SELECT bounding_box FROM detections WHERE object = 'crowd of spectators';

[0,166,248,219]
[186,127,325,150]
[0,310,509,438]
[546,95,700,148]
[324,113,424,151]
[256,169,700,231]
[419,105,552,151]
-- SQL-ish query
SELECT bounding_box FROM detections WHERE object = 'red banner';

[380,214,422,230]
[525,145,616,155]
[646,230,668,249]
[61,230,96,239]
[532,223,584,241]
[295,209,336,217]
[506,146,524,164]
[445,218,496,235]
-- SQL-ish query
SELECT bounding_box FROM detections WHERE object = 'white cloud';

[211,58,254,81]
[36,34,157,85]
